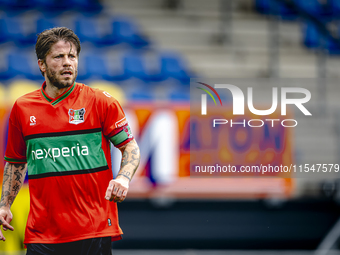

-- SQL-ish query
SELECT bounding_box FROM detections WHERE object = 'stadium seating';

[82,53,131,81]
[68,0,102,14]
[123,53,149,82]
[0,2,193,102]
[112,17,151,48]
[0,17,36,46]
[0,52,42,80]
[302,21,321,49]
[255,0,298,19]
[257,0,340,55]
[159,52,191,85]
[75,17,118,46]
[0,0,33,12]
[329,0,340,17]
[36,18,59,34]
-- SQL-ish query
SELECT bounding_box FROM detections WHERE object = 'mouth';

[61,70,73,77]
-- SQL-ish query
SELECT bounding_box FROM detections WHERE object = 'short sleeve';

[97,90,134,148]
[4,102,27,163]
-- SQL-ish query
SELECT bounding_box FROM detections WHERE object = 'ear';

[38,59,46,73]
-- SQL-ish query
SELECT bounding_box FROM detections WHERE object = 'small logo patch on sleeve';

[108,218,112,226]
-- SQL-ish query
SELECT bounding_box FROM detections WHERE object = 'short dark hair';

[35,27,81,75]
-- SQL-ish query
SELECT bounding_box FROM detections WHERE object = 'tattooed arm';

[0,162,27,241]
[105,139,140,203]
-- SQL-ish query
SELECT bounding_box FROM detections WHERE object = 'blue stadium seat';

[0,17,36,46]
[36,18,59,34]
[69,0,102,14]
[255,0,297,19]
[0,52,42,80]
[329,0,340,17]
[123,53,149,82]
[83,54,109,80]
[301,21,340,54]
[33,0,71,14]
[83,54,129,81]
[112,17,150,48]
[302,21,321,48]
[75,18,118,46]
[0,0,34,12]
[294,0,331,19]
[326,38,340,54]
[159,52,191,85]
[168,91,190,102]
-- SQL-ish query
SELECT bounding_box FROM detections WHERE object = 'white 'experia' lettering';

[31,145,89,162]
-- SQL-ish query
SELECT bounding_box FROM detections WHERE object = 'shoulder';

[79,83,121,105]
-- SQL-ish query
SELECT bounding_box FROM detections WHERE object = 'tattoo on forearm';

[12,183,20,195]
[0,163,26,208]
[14,170,22,182]
[118,140,140,182]
[117,174,131,181]
[120,147,139,169]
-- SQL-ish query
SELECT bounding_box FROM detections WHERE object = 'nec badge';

[69,108,85,124]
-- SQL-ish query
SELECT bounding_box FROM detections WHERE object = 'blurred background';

[1,0,340,254]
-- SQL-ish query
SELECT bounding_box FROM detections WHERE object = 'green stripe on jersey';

[52,83,75,106]
[41,90,52,102]
[26,131,107,177]
[110,126,132,146]
[4,157,26,163]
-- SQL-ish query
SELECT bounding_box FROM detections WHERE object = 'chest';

[20,99,101,137]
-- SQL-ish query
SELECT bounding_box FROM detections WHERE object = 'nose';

[63,56,72,66]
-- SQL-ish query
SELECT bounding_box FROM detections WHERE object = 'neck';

[44,79,70,99]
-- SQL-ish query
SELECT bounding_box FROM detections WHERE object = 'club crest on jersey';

[68,108,85,125]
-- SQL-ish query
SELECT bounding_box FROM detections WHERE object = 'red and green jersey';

[4,82,134,244]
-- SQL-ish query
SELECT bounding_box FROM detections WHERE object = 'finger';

[112,186,119,196]
[108,186,119,202]
[105,181,114,200]
[0,230,5,241]
[118,190,128,203]
[116,189,123,198]
[0,219,13,231]
[121,190,128,201]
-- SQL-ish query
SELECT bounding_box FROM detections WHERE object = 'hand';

[105,177,130,203]
[0,207,14,241]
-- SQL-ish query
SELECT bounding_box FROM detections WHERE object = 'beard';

[45,65,78,90]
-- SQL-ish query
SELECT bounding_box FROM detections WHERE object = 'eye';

[70,55,76,59]
[55,55,61,59]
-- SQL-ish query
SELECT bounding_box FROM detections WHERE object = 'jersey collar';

[41,81,76,106]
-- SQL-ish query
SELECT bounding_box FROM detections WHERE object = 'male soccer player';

[0,27,140,255]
